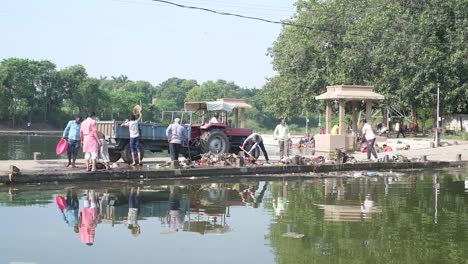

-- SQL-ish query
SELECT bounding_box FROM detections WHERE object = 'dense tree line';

[3,0,463,132]
[265,0,467,127]
[0,58,283,131]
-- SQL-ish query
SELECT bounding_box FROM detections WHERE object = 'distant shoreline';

[0,130,62,136]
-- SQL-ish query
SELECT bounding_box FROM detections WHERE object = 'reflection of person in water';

[65,189,80,233]
[239,188,255,206]
[166,186,185,232]
[79,190,99,246]
[360,194,374,215]
[127,187,141,237]
[273,182,288,217]
[253,181,268,208]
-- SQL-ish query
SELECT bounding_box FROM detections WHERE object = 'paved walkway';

[263,135,468,162]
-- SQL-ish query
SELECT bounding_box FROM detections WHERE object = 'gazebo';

[314,85,384,152]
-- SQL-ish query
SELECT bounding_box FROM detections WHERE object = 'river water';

[0,135,169,160]
[1,169,467,264]
[0,134,63,160]
[0,135,305,161]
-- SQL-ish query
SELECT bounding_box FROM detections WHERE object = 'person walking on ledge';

[361,119,378,161]
[273,118,290,160]
[80,112,101,172]
[62,115,82,168]
[396,120,405,138]
[166,118,187,165]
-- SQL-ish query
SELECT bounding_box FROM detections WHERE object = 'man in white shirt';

[361,119,378,161]
[395,120,405,138]
[209,113,219,124]
[273,119,290,160]
[166,118,187,162]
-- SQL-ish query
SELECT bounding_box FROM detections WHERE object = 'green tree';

[185,79,243,102]
[0,58,59,126]
[76,78,110,117]
[157,77,199,110]
[265,0,468,125]
[110,89,147,120]
[120,80,156,104]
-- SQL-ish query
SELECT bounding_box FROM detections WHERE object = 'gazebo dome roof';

[316,85,384,101]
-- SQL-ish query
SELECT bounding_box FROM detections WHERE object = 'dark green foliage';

[0,59,281,130]
[265,0,468,120]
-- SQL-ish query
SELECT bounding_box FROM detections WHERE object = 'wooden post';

[352,101,359,135]
[383,155,389,162]
[239,108,245,128]
[33,152,41,160]
[237,151,245,167]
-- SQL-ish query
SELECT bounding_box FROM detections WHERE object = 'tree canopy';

[265,0,467,122]
[0,59,279,131]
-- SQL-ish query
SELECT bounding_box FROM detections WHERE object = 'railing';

[161,111,193,125]
[96,121,115,139]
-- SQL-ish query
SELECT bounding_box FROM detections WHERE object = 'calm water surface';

[0,135,166,160]
[1,169,467,264]
[0,135,63,160]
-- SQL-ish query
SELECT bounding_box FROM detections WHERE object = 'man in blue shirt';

[62,115,82,168]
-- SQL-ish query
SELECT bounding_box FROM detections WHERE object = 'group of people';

[63,109,395,166]
[60,188,142,245]
[241,118,291,164]
[62,112,111,172]
[62,107,145,171]
[163,116,291,165]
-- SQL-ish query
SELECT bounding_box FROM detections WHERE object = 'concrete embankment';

[1,137,467,184]
[1,159,465,184]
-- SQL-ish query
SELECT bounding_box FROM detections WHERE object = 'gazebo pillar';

[365,100,372,122]
[351,101,359,134]
[326,100,333,134]
[239,108,245,128]
[338,99,346,135]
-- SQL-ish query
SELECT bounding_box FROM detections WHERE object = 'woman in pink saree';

[80,112,101,172]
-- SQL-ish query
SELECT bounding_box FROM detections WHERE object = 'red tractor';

[184,98,253,157]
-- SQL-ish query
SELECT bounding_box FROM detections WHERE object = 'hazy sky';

[0,0,296,88]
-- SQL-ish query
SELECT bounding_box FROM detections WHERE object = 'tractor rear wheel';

[200,129,230,154]
[108,149,122,162]
[121,142,145,164]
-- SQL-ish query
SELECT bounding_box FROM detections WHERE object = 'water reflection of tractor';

[183,184,241,234]
[98,187,188,225]
[97,98,255,163]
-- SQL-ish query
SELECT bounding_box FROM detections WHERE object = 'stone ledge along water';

[0,159,465,184]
